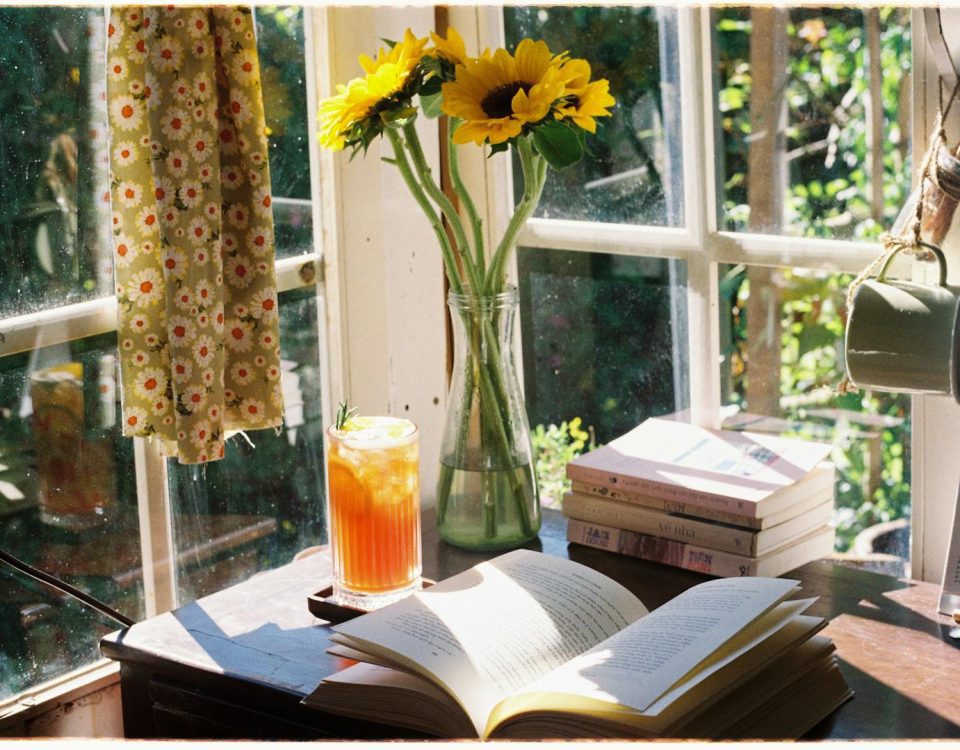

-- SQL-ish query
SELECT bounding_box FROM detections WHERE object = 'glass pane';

[719,264,910,573]
[504,7,683,226]
[0,6,313,324]
[716,7,911,239]
[0,7,113,317]
[167,287,326,604]
[519,247,689,507]
[255,6,315,260]
[0,335,140,701]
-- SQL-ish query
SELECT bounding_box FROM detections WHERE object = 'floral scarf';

[107,6,283,464]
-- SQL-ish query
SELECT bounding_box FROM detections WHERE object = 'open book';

[303,549,851,739]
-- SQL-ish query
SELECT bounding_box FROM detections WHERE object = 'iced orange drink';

[31,362,116,530]
[325,416,421,610]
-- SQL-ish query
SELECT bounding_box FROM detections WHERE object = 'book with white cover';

[566,418,833,519]
[562,491,834,556]
[570,466,834,530]
[567,518,836,578]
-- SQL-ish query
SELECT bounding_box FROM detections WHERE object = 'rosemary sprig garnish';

[335,400,358,430]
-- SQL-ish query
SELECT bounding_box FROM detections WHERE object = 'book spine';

[563,492,760,555]
[566,463,761,518]
[566,518,760,577]
[569,481,763,529]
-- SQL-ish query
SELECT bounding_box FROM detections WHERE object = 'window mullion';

[911,7,960,584]
[711,232,882,272]
[681,6,722,430]
[0,298,117,359]
[275,253,321,292]
[518,219,693,258]
[134,438,177,615]
[305,6,338,432]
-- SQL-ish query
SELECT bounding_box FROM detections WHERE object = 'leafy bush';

[532,418,595,509]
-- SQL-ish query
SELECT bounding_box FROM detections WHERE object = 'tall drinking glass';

[31,362,116,530]
[325,416,421,611]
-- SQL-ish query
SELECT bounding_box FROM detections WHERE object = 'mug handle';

[877,240,948,286]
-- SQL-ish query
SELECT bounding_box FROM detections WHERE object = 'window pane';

[167,287,325,604]
[504,7,683,226]
[0,7,112,317]
[719,264,910,573]
[0,5,314,324]
[716,7,911,239]
[0,335,139,701]
[519,248,689,507]
[255,6,315,260]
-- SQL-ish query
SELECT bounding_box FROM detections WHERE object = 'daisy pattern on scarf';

[108,5,283,464]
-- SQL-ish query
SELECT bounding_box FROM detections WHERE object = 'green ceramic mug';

[845,242,960,398]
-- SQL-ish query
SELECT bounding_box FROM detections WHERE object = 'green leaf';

[380,107,418,128]
[717,18,750,32]
[420,91,444,118]
[797,325,834,357]
[532,120,584,170]
[358,124,380,153]
[487,142,510,158]
[420,55,445,77]
[335,401,358,430]
[419,76,443,98]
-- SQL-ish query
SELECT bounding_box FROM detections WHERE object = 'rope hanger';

[838,10,960,395]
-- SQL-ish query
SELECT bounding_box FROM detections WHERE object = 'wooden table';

[100,509,960,739]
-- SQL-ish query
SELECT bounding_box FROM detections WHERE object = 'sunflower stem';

[401,121,483,296]
[385,128,465,295]
[484,135,546,295]
[448,117,486,278]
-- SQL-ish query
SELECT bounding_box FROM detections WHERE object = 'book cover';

[566,418,833,518]
[566,518,836,578]
[570,464,834,530]
[562,491,834,556]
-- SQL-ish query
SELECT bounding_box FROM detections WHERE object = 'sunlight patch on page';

[329,549,647,737]
[513,577,801,712]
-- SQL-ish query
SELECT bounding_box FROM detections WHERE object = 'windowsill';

[0,659,119,731]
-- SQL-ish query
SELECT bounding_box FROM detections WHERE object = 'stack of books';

[564,418,836,577]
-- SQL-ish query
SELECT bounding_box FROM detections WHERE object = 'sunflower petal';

[514,39,554,87]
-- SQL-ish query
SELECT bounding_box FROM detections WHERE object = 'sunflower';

[555,58,616,133]
[317,29,429,151]
[442,39,566,146]
[317,83,363,150]
[429,27,470,67]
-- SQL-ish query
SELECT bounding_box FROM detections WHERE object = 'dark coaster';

[308,579,435,623]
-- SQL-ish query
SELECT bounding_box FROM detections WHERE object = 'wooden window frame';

[0,4,334,726]
[449,5,954,585]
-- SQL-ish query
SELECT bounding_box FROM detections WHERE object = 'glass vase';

[436,287,541,550]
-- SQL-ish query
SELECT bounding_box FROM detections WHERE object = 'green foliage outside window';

[718,7,912,240]
[717,8,912,550]
[525,8,913,553]
[532,418,596,509]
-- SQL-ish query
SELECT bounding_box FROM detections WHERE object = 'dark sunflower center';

[481,81,530,118]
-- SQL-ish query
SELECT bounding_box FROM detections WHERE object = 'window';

[492,5,916,567]
[0,5,328,704]
[2,1,956,722]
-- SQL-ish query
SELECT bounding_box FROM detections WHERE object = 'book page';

[509,577,799,716]
[306,661,477,738]
[330,549,647,736]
